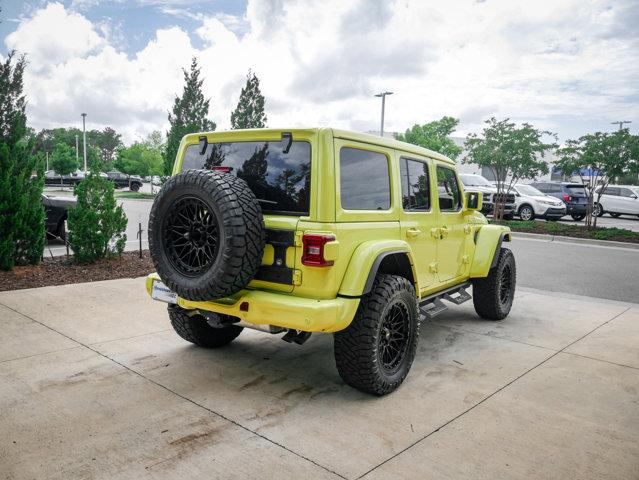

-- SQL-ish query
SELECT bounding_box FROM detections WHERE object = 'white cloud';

[4,0,639,144]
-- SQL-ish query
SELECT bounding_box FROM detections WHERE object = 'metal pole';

[374,91,393,137]
[380,95,386,137]
[138,222,143,258]
[81,113,87,172]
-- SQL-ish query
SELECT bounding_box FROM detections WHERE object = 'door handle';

[406,228,422,238]
[440,226,449,238]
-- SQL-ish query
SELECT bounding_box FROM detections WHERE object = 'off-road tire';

[130,182,140,192]
[168,304,242,348]
[472,248,516,320]
[334,274,419,396]
[518,204,535,221]
[149,169,265,301]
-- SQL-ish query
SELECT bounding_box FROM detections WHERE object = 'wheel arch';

[338,240,418,297]
[518,202,534,214]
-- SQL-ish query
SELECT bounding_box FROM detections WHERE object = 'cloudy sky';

[1,0,638,144]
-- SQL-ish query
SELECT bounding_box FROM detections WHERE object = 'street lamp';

[81,113,87,172]
[611,120,631,131]
[374,91,393,137]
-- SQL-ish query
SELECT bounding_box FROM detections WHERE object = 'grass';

[114,191,156,199]
[493,219,639,244]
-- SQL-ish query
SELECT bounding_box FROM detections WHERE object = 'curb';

[511,231,639,250]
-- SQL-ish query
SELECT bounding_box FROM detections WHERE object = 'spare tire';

[148,169,265,301]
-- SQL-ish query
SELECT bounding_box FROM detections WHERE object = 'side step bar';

[419,282,471,319]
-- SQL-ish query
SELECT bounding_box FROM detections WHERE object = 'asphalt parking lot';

[1,279,637,479]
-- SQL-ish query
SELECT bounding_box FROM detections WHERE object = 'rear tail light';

[562,194,572,202]
[302,234,335,267]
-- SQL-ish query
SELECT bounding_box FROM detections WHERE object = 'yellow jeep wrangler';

[146,128,515,395]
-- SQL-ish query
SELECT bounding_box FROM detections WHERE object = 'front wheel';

[334,275,419,395]
[130,182,140,192]
[518,205,535,221]
[571,214,585,221]
[168,304,242,348]
[472,248,516,320]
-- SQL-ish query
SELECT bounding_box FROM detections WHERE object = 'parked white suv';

[593,185,639,218]
[512,184,566,221]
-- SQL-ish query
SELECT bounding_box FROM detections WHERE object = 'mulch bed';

[495,220,639,244]
[0,251,155,292]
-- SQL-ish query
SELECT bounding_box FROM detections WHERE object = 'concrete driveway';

[1,279,637,479]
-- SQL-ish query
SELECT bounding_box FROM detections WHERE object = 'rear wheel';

[168,304,242,348]
[130,182,140,192]
[472,248,516,320]
[571,214,585,221]
[518,204,534,221]
[334,275,419,395]
[610,212,621,218]
[592,203,604,217]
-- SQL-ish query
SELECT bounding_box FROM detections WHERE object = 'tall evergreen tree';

[0,51,45,270]
[164,57,216,174]
[230,70,267,130]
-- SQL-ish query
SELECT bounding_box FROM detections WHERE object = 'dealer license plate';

[151,280,178,304]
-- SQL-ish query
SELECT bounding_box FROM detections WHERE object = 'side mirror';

[464,191,482,211]
[632,194,638,199]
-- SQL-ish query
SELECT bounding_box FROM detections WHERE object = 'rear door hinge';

[429,262,439,273]
[294,231,304,247]
[464,225,472,234]
[462,254,470,264]
[292,269,302,285]
[430,228,440,239]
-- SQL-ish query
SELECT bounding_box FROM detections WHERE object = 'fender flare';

[338,240,418,297]
[470,225,511,278]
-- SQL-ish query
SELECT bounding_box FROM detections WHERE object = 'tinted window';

[549,184,562,193]
[602,187,620,196]
[565,185,586,195]
[182,140,311,215]
[436,166,462,211]
[340,148,390,210]
[619,188,634,197]
[400,158,430,211]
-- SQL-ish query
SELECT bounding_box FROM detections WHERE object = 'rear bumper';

[145,274,360,333]
[566,204,587,215]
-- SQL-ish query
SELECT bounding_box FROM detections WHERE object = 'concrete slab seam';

[357,306,632,479]
[0,301,347,480]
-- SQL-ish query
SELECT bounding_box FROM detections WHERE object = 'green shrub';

[67,171,127,263]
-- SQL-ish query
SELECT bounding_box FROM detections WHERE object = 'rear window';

[182,140,311,215]
[565,185,586,195]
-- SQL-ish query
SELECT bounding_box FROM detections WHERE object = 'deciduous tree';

[464,118,556,220]
[555,129,639,228]
[396,117,462,160]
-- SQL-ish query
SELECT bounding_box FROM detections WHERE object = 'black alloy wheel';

[378,301,412,374]
[163,196,220,277]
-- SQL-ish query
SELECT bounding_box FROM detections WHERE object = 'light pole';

[611,120,631,131]
[374,91,393,137]
[81,113,87,172]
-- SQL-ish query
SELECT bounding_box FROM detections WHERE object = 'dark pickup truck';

[44,171,143,191]
[43,194,76,239]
